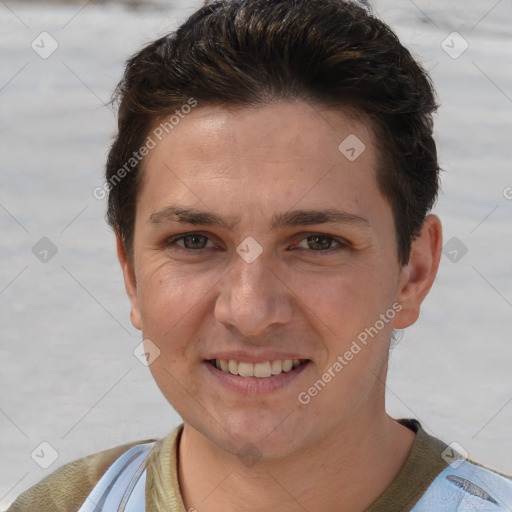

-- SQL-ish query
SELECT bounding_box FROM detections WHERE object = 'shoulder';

[369,419,512,512]
[402,418,512,511]
[413,459,512,511]
[7,439,156,512]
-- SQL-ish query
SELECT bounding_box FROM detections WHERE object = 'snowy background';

[0,0,511,508]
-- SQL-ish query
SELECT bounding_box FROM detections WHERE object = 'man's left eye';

[296,235,345,251]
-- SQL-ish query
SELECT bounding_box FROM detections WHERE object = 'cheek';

[139,267,212,404]
[137,264,213,345]
[290,262,398,369]
[290,264,379,327]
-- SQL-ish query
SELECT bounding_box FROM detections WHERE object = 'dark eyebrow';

[148,206,240,230]
[148,205,369,230]
[270,209,369,229]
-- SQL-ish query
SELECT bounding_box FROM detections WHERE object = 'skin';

[118,101,442,511]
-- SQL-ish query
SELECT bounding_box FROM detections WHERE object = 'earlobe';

[116,236,142,331]
[394,214,443,329]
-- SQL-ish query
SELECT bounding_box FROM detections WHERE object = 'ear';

[394,214,442,329]
[116,236,142,331]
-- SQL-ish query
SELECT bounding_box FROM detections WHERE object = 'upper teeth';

[215,359,302,378]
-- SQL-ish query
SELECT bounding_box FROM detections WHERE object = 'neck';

[177,413,415,512]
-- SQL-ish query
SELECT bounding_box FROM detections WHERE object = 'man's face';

[121,101,414,458]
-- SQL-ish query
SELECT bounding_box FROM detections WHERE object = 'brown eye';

[180,234,209,249]
[293,234,348,255]
[306,235,335,251]
[167,233,213,251]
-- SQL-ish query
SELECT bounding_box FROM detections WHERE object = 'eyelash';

[165,232,349,256]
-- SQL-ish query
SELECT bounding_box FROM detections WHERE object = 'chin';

[201,409,308,460]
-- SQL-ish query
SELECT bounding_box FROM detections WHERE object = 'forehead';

[149,101,376,167]
[136,101,385,225]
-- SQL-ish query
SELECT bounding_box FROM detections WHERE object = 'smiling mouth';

[206,359,310,378]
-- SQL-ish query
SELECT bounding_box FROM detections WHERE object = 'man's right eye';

[166,233,213,251]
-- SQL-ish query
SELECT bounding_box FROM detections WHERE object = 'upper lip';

[205,351,310,364]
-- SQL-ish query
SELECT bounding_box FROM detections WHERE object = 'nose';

[214,252,293,337]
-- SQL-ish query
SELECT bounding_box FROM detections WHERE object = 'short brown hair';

[106,0,439,265]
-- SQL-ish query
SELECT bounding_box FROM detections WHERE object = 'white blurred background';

[1,0,511,508]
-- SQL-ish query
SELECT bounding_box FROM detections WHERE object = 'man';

[8,0,511,510]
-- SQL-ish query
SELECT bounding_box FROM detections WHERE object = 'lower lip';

[204,360,311,394]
